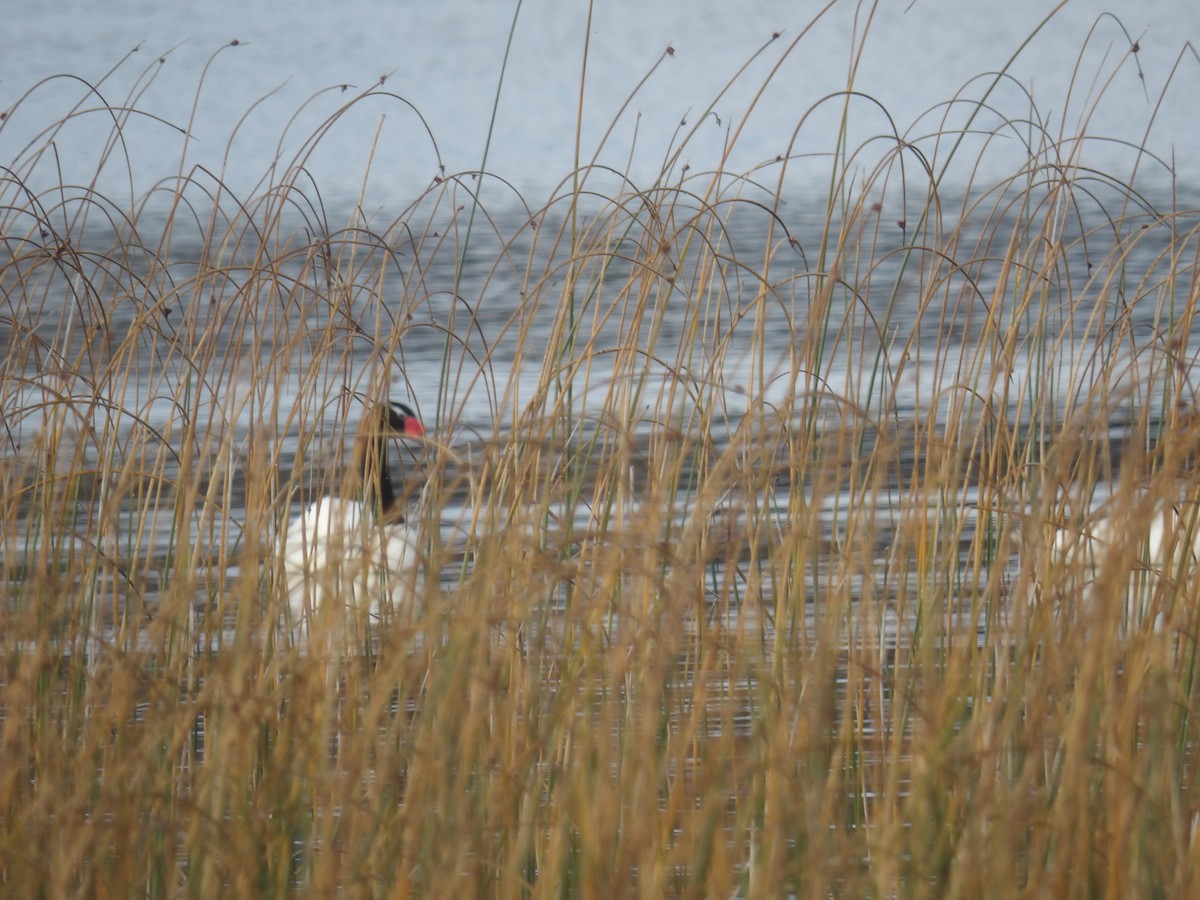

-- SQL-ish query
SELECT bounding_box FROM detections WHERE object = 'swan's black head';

[383,401,425,438]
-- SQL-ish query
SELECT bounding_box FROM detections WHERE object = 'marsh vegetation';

[3,7,1200,896]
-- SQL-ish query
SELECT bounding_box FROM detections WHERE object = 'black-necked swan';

[282,400,426,630]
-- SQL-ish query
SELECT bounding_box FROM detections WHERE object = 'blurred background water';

[4,1,1196,416]
[2,1,1199,595]
[2,0,1196,205]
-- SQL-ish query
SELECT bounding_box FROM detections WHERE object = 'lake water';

[2,0,1199,611]
[2,0,1197,204]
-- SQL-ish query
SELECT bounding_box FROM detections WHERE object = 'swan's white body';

[281,400,425,633]
[283,497,421,626]
[1040,497,1200,630]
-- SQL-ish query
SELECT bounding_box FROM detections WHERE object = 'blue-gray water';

[2,0,1199,614]
[3,0,1197,203]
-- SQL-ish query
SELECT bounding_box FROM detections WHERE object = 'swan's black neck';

[363,430,403,520]
[353,401,421,523]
